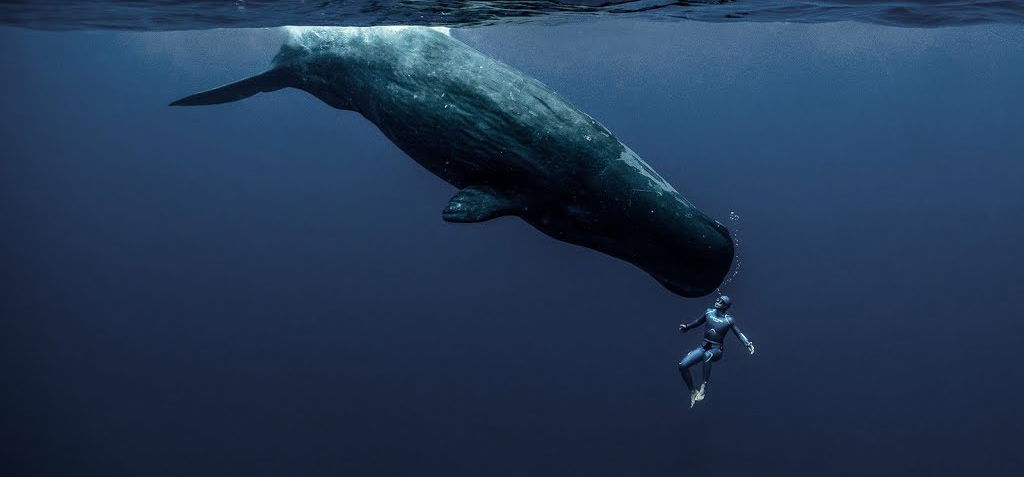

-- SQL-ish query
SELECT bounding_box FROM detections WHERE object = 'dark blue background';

[2,21,1023,476]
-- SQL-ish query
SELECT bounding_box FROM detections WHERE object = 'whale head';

[524,147,734,298]
[534,197,734,298]
[635,212,735,298]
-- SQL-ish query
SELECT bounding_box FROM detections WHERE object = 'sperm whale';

[171,26,733,297]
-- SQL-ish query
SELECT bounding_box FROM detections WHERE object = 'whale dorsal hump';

[169,68,291,106]
[442,186,520,223]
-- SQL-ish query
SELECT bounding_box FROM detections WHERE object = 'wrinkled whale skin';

[172,26,733,297]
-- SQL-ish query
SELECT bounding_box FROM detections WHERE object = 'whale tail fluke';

[170,69,290,106]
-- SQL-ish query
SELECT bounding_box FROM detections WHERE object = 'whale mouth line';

[656,276,719,299]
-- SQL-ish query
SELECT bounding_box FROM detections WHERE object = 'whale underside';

[171,26,733,298]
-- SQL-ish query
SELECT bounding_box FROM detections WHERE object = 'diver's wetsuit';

[678,309,751,393]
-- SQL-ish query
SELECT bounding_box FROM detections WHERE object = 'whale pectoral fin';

[169,69,290,106]
[442,186,519,223]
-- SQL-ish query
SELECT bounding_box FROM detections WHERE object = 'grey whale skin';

[172,26,732,297]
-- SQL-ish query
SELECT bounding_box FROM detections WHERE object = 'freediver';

[677,295,755,408]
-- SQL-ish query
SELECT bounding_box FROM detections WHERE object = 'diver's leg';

[696,348,722,402]
[679,348,705,407]
[677,348,703,392]
[678,366,694,392]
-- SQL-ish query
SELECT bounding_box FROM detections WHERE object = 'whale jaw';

[524,206,735,299]
[656,266,731,298]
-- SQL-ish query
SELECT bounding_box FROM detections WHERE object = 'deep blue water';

[2,16,1024,477]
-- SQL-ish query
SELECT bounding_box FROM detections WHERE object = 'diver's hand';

[747,342,756,355]
[679,324,688,333]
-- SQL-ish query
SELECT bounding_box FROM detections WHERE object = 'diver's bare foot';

[694,383,707,402]
[689,389,699,408]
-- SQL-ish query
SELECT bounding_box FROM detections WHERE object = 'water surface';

[2,0,1023,29]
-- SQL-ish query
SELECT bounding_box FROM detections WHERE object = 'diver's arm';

[679,312,707,332]
[731,319,755,355]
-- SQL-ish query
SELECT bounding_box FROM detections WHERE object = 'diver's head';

[714,295,732,311]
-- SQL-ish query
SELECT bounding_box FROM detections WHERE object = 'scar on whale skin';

[171,26,733,298]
